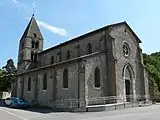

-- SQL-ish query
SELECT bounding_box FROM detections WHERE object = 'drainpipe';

[77,41,80,108]
[104,29,109,98]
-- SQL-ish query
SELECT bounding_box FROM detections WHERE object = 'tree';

[0,69,5,91]
[2,59,17,76]
[0,69,3,77]
[0,69,9,91]
[0,59,17,91]
[143,52,160,93]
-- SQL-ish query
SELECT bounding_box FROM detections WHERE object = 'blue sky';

[0,0,160,67]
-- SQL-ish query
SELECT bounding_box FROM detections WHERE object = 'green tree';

[0,69,4,91]
[0,59,17,91]
[143,52,160,93]
[0,69,9,91]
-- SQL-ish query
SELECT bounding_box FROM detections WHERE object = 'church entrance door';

[125,79,131,102]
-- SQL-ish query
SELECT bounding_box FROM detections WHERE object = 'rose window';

[123,43,130,58]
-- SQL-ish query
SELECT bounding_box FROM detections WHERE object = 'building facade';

[13,15,152,109]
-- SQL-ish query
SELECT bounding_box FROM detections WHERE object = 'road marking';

[2,109,29,120]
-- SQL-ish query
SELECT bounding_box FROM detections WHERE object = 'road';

[0,104,160,120]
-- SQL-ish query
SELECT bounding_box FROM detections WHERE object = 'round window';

[123,42,130,58]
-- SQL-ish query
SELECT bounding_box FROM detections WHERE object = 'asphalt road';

[1,104,160,120]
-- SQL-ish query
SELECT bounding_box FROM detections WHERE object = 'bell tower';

[17,14,43,73]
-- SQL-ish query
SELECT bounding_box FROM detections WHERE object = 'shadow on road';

[0,99,64,114]
[23,108,54,114]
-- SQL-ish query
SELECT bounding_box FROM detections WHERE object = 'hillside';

[143,52,160,92]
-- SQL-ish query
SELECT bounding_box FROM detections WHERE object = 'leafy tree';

[2,59,17,76]
[0,59,17,91]
[0,69,8,91]
[0,69,3,77]
[143,52,160,93]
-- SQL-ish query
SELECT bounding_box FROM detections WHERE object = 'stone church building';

[12,15,152,109]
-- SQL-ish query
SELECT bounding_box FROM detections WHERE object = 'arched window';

[31,51,34,61]
[50,56,54,64]
[87,43,92,54]
[34,33,37,38]
[94,67,100,88]
[43,73,47,90]
[66,50,70,60]
[34,53,37,61]
[32,40,35,48]
[63,68,68,88]
[35,41,39,49]
[28,77,31,91]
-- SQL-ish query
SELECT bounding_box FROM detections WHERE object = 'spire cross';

[32,0,36,16]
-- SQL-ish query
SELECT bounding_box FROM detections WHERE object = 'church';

[12,15,153,110]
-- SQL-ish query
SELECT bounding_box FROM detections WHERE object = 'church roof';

[39,21,142,55]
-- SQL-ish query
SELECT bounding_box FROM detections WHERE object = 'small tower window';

[63,68,68,88]
[87,43,92,54]
[43,73,47,90]
[32,40,35,48]
[35,41,39,49]
[34,53,37,62]
[31,51,34,61]
[28,77,31,91]
[34,33,37,38]
[66,50,70,60]
[51,56,54,64]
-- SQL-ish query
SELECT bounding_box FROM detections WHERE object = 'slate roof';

[39,21,142,55]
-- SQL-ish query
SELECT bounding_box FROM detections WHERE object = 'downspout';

[15,76,18,97]
[53,67,57,101]
[104,28,109,98]
[36,71,38,103]
[77,41,80,108]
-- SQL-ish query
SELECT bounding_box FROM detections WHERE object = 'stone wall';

[38,29,105,67]
[109,24,140,102]
[144,68,150,101]
[84,53,106,106]
[55,62,78,99]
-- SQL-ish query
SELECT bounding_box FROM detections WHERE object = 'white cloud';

[12,0,18,4]
[37,20,68,37]
[12,0,20,7]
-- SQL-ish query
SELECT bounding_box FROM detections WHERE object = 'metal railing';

[48,95,152,110]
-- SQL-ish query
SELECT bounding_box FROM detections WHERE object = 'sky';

[0,0,160,67]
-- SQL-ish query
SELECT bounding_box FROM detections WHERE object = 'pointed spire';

[20,14,42,40]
